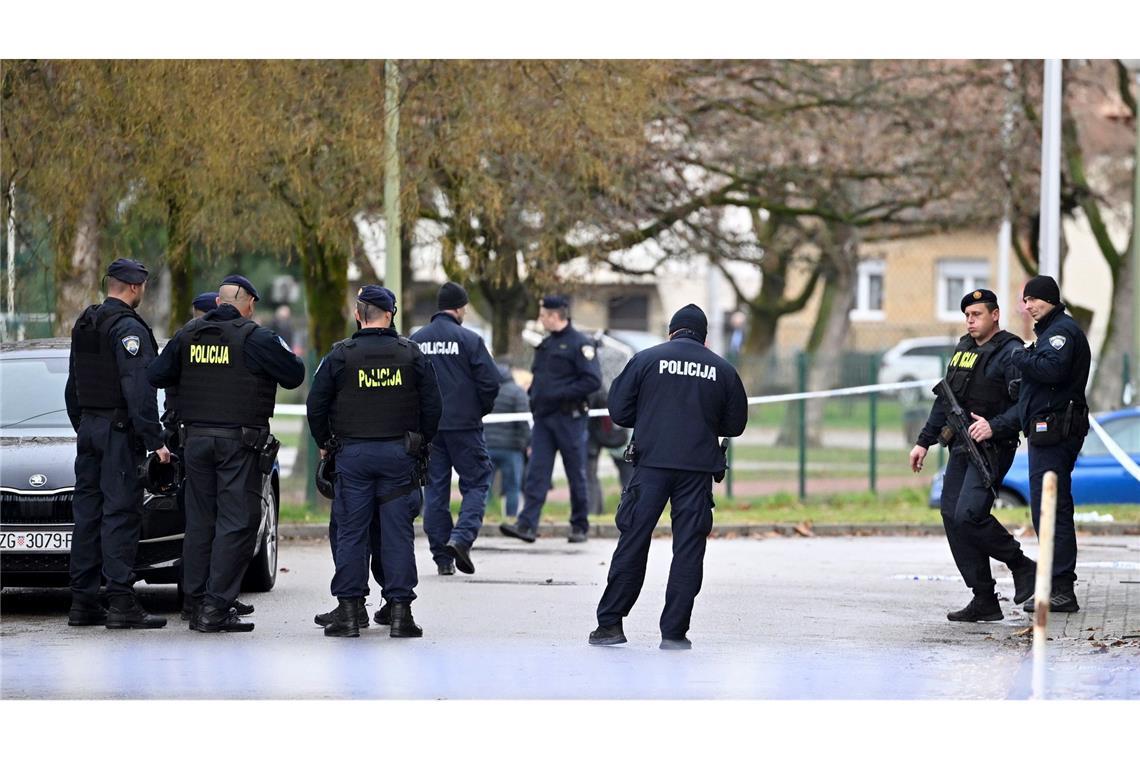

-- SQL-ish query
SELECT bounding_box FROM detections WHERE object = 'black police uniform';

[507,317,601,539]
[147,301,304,628]
[307,316,442,635]
[410,312,499,571]
[1009,301,1091,601]
[64,291,165,625]
[916,321,1035,614]
[593,316,748,646]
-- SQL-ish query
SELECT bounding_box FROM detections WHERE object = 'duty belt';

[185,425,246,440]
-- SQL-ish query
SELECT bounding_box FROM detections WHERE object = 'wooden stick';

[1031,471,1058,700]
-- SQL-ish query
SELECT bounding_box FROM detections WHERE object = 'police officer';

[1008,275,1091,614]
[410,282,499,575]
[64,258,171,629]
[191,291,219,318]
[909,289,1037,622]
[148,275,304,633]
[500,295,601,543]
[589,305,748,650]
[306,286,442,638]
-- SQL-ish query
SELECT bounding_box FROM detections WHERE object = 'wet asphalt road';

[2,534,1137,699]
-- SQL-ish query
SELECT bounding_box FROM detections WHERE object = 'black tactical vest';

[177,317,277,427]
[71,301,156,410]
[944,330,1019,423]
[333,337,420,438]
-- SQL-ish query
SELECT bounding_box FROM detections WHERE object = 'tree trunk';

[165,192,193,335]
[1089,249,1131,410]
[300,227,349,357]
[777,227,859,446]
[53,193,102,335]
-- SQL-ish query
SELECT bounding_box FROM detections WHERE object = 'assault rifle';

[935,379,997,497]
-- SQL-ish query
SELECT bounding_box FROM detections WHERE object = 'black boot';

[947,593,1003,622]
[588,622,627,646]
[446,540,475,574]
[323,598,364,638]
[388,601,422,638]
[231,599,255,616]
[373,603,391,626]
[314,601,370,628]
[68,594,107,627]
[1023,588,1079,613]
[1012,558,1037,605]
[499,523,536,543]
[194,603,254,633]
[105,594,167,629]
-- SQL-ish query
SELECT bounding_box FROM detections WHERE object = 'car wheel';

[242,475,278,592]
[994,488,1026,509]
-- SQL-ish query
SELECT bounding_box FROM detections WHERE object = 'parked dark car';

[0,338,280,591]
[929,406,1140,508]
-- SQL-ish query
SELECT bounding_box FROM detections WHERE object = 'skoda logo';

[28,474,48,488]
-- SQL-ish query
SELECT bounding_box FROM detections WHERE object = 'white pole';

[1038,60,1063,281]
[384,60,402,334]
[1031,471,1058,700]
[707,257,724,355]
[998,219,1011,316]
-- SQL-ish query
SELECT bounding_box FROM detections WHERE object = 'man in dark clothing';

[590,304,748,650]
[501,295,602,543]
[64,258,171,629]
[306,285,442,638]
[148,275,304,633]
[485,362,530,518]
[410,282,499,575]
[909,289,1037,622]
[1008,275,1092,614]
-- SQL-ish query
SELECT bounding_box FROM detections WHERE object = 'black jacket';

[147,304,305,422]
[484,363,531,452]
[1009,304,1091,434]
[915,332,1023,449]
[608,334,748,472]
[306,327,442,447]
[64,297,165,450]
[409,312,499,430]
[528,321,602,417]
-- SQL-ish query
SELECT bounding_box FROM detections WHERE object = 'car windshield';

[1,356,72,429]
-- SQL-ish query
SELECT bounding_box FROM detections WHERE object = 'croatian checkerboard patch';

[121,336,140,356]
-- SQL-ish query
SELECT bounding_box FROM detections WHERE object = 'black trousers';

[1028,437,1083,590]
[70,415,145,598]
[596,466,715,639]
[182,432,262,609]
[939,446,1025,595]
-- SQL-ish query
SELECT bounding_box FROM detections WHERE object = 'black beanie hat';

[668,304,708,341]
[438,282,469,310]
[1022,275,1061,306]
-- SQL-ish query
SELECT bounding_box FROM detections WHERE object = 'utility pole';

[1037,60,1063,281]
[1123,60,1140,405]
[384,60,402,333]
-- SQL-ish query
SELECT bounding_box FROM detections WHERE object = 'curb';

[280,521,1139,540]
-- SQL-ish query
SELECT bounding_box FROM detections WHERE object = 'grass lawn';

[747,397,910,430]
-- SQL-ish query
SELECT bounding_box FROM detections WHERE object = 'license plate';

[0,530,73,553]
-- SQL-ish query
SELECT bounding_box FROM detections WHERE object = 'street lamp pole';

[1038,59,1063,281]
[384,60,402,333]
[1125,61,1140,404]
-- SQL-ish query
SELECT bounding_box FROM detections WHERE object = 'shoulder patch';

[581,344,596,360]
[121,336,140,356]
[1049,335,1067,350]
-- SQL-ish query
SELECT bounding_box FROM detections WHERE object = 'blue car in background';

[929,406,1140,508]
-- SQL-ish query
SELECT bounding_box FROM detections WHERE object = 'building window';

[850,259,885,321]
[607,294,649,331]
[937,260,990,321]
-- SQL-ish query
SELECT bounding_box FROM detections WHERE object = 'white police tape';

[1089,415,1140,483]
[274,377,940,424]
[275,382,1139,484]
